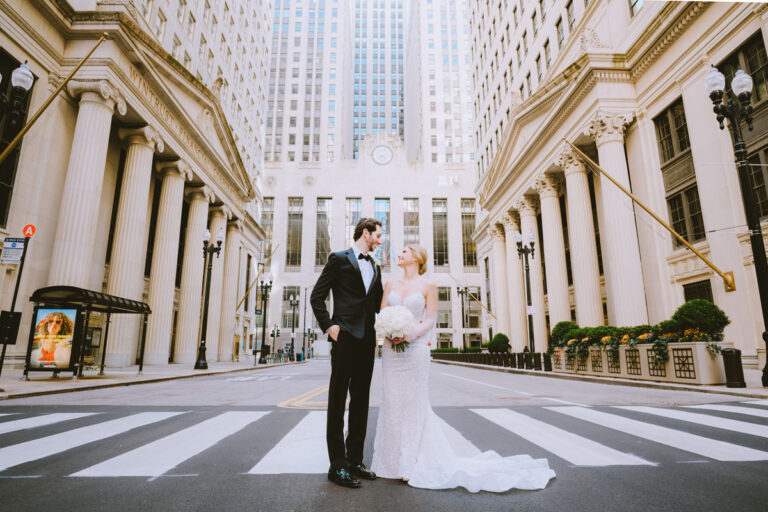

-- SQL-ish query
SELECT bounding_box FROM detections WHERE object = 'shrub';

[431,347,459,353]
[671,299,730,340]
[653,319,679,337]
[488,333,510,353]
[462,346,483,353]
[584,325,619,344]
[550,321,579,346]
[564,328,585,344]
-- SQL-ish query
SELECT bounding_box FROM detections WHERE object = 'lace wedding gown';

[371,290,556,493]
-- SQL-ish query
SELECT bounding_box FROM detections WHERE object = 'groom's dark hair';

[353,217,382,241]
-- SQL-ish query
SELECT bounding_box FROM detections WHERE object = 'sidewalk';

[432,359,768,399]
[0,357,306,400]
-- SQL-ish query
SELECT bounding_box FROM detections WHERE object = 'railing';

[430,352,552,372]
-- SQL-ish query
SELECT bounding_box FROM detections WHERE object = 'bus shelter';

[24,286,151,378]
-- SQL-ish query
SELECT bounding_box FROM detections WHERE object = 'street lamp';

[457,286,467,348]
[0,61,34,135]
[195,227,224,369]
[256,267,273,365]
[289,293,299,361]
[706,65,768,387]
[270,323,280,360]
[515,230,536,354]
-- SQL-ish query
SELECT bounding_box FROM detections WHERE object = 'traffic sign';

[1,237,25,264]
[22,224,35,237]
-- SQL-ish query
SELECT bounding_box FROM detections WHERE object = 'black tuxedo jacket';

[311,248,384,340]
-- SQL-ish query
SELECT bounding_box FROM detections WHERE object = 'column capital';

[67,79,127,116]
[501,212,520,233]
[555,144,587,177]
[584,110,634,147]
[488,225,505,242]
[157,159,193,181]
[513,196,539,218]
[119,125,164,153]
[534,173,563,198]
[227,219,244,234]
[185,186,213,203]
[211,204,233,220]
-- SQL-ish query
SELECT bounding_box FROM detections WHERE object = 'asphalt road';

[0,359,766,511]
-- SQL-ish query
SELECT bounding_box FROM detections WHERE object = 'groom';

[311,217,384,488]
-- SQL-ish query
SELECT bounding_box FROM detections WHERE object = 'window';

[556,17,564,46]
[683,280,714,303]
[747,151,768,218]
[720,32,768,106]
[466,286,482,328]
[432,199,448,267]
[177,0,186,23]
[461,199,477,268]
[315,198,332,267]
[261,198,274,265]
[437,287,452,328]
[629,0,643,17]
[345,198,362,248]
[285,197,303,268]
[566,1,575,30]
[437,333,453,349]
[653,98,690,163]
[404,198,419,245]
[667,185,705,246]
[281,286,301,329]
[484,258,492,313]
[154,9,167,40]
[374,198,391,268]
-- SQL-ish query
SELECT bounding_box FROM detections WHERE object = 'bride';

[371,244,555,492]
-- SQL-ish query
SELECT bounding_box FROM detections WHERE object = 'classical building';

[471,0,768,367]
[0,0,268,367]
[261,133,484,357]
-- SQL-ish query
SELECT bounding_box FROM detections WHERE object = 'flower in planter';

[600,335,613,345]
[620,334,630,345]
[581,337,590,344]
[637,332,654,343]
[567,339,577,345]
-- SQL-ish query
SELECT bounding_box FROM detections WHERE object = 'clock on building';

[372,144,393,165]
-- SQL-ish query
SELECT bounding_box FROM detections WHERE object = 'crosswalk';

[1,401,767,479]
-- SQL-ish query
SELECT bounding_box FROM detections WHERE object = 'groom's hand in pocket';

[328,325,341,342]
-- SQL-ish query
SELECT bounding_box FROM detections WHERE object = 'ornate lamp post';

[0,61,34,134]
[195,227,224,369]
[515,230,536,354]
[289,293,299,361]
[256,269,273,365]
[706,66,768,387]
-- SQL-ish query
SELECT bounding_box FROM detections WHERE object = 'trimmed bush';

[671,299,730,340]
[431,347,459,353]
[551,321,579,346]
[462,346,483,353]
[489,333,510,353]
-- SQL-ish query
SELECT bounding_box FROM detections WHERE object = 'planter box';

[551,342,732,385]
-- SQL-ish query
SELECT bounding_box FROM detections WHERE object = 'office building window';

[315,198,332,267]
[281,286,301,328]
[261,197,274,265]
[437,287,452,328]
[374,198,391,267]
[404,198,419,245]
[285,197,303,268]
[345,197,362,248]
[461,198,477,268]
[432,199,448,267]
[683,280,714,303]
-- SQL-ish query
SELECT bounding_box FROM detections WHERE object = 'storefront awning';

[30,286,151,314]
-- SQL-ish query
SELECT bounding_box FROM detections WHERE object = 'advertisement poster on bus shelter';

[28,309,77,370]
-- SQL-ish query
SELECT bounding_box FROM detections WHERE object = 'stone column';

[488,224,510,337]
[557,145,603,327]
[535,173,571,327]
[218,219,243,362]
[144,161,192,365]
[174,187,213,363]
[502,213,527,352]
[516,196,547,352]
[205,206,232,355]
[585,111,648,326]
[49,80,127,288]
[102,126,163,367]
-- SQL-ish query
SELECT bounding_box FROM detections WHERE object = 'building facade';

[472,0,768,368]
[0,0,268,367]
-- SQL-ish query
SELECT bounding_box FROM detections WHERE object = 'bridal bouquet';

[375,305,416,353]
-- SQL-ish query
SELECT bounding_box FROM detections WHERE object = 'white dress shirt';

[352,246,375,293]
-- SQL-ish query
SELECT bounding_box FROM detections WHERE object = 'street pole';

[705,66,768,386]
[195,229,223,370]
[0,235,30,377]
[522,250,535,353]
[257,282,271,365]
[457,287,466,348]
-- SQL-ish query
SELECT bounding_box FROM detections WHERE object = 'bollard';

[533,353,542,371]
[721,348,746,388]
[543,353,553,372]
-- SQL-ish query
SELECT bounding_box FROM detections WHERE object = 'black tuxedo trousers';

[327,317,376,468]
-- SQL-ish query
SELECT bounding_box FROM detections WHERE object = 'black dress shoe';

[348,463,377,480]
[328,467,361,488]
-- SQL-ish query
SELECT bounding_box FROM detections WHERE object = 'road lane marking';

[70,411,270,478]
[549,407,768,462]
[278,384,331,410]
[248,411,333,474]
[616,406,768,438]
[685,404,768,419]
[472,408,653,466]
[0,412,183,472]
[0,413,98,435]
[441,373,588,406]
[745,400,768,407]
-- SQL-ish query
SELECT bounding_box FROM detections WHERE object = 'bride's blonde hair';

[405,244,428,275]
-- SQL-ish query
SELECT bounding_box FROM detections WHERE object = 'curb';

[0,361,308,401]
[431,359,768,399]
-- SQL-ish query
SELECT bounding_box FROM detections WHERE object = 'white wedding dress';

[371,290,556,493]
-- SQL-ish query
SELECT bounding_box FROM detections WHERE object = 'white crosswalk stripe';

[745,400,768,407]
[683,404,768,419]
[0,413,98,435]
[472,408,653,466]
[248,411,330,474]
[71,411,270,477]
[616,406,768,439]
[549,406,768,462]
[0,412,182,472]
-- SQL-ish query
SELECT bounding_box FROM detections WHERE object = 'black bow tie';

[358,253,372,263]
